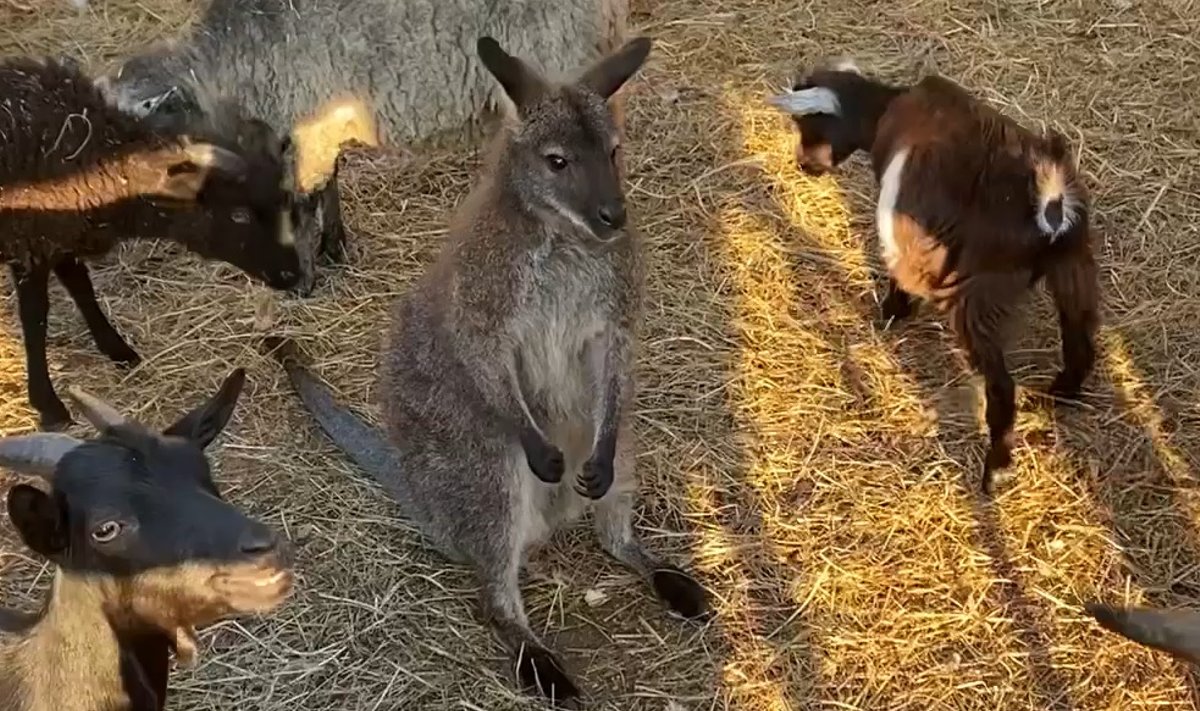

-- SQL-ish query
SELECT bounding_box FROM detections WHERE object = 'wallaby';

[1087,603,1200,664]
[264,34,710,706]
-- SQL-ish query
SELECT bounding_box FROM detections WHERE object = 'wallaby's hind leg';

[593,426,711,621]
[479,554,581,707]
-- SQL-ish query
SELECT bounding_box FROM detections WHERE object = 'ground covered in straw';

[3,0,1200,709]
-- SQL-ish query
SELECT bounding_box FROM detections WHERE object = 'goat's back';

[0,58,169,187]
[184,0,628,146]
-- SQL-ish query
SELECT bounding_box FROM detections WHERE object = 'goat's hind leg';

[593,426,711,621]
[1045,250,1098,400]
[951,288,1017,495]
[53,256,141,366]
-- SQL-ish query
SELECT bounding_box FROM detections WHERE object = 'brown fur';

[871,75,1098,492]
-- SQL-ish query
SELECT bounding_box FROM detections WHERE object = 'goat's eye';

[610,145,620,163]
[92,521,123,544]
[231,207,252,224]
[545,154,568,171]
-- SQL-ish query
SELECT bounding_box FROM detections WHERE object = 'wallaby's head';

[0,370,293,658]
[476,35,652,241]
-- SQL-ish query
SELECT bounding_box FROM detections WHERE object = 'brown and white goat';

[0,368,294,711]
[768,62,1099,493]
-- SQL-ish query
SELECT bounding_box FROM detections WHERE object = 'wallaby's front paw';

[577,453,614,500]
[652,566,712,622]
[521,431,564,484]
[515,644,581,708]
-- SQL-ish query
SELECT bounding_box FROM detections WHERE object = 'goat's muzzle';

[210,557,295,614]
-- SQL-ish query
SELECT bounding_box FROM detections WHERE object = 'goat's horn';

[765,87,842,117]
[0,433,82,478]
[65,387,127,432]
[183,142,247,175]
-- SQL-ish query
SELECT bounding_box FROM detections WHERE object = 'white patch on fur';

[830,58,862,75]
[1034,166,1081,240]
[544,196,595,238]
[277,208,296,246]
[765,87,841,117]
[876,147,910,270]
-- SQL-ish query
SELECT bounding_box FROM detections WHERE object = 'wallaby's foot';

[515,643,581,708]
[577,453,614,500]
[652,566,712,621]
[521,430,564,484]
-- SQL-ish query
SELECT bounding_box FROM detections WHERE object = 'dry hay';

[2,0,1200,709]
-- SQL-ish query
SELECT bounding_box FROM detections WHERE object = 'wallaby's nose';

[238,524,279,556]
[597,203,627,230]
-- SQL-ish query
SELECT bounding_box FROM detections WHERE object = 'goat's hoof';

[652,566,712,622]
[1046,372,1084,403]
[516,644,581,707]
[104,344,142,368]
[576,455,613,500]
[981,448,1014,495]
[36,403,73,432]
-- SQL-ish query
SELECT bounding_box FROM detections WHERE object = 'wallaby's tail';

[261,336,407,504]
[1086,603,1200,664]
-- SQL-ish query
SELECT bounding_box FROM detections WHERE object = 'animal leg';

[478,557,581,707]
[952,291,1016,494]
[879,276,915,324]
[11,263,70,429]
[593,427,711,621]
[315,163,347,266]
[1045,250,1098,400]
[53,256,141,366]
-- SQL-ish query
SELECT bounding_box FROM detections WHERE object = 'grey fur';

[1087,604,1200,664]
[101,0,629,151]
[269,35,709,704]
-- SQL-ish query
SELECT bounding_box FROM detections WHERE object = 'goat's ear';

[7,485,68,558]
[163,368,246,449]
[477,36,548,112]
[154,143,249,203]
[765,86,842,117]
[1045,129,1071,162]
[579,36,653,100]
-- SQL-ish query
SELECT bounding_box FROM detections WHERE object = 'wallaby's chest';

[517,250,617,415]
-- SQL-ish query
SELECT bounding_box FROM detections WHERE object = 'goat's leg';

[880,276,915,324]
[11,263,71,430]
[316,163,347,266]
[1045,251,1099,400]
[478,556,581,707]
[52,256,141,366]
[593,424,711,621]
[952,293,1016,494]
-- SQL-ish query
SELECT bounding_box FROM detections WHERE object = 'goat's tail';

[1086,603,1200,664]
[261,336,412,512]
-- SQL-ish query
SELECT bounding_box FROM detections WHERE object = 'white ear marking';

[830,58,862,75]
[765,87,842,117]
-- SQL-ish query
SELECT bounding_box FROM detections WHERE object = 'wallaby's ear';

[579,36,653,100]
[7,484,68,559]
[163,368,246,449]
[477,36,548,112]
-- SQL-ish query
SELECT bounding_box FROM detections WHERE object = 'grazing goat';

[263,34,710,706]
[767,62,1099,494]
[1087,603,1200,665]
[0,368,294,711]
[0,56,305,431]
[98,0,630,266]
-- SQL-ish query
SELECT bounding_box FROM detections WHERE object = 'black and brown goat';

[0,368,294,711]
[768,62,1099,493]
[0,56,306,431]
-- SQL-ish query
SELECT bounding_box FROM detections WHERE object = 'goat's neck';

[6,571,167,711]
[855,81,906,150]
[0,144,184,215]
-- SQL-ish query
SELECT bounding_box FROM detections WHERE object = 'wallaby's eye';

[545,154,568,171]
[231,207,252,224]
[92,521,123,544]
